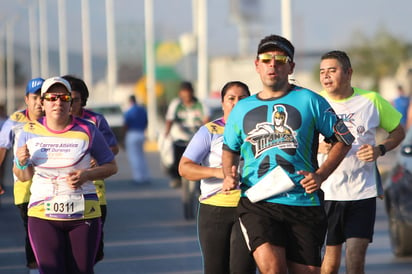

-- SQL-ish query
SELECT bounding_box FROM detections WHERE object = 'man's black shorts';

[324,198,376,245]
[237,197,327,266]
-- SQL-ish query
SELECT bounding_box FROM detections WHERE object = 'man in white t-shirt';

[318,50,405,274]
[163,81,209,188]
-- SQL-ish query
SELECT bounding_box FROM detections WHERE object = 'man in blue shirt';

[124,95,150,184]
[392,85,410,127]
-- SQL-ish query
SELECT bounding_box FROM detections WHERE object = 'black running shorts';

[237,197,327,266]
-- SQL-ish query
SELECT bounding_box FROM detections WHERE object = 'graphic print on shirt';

[337,112,365,137]
[29,136,89,168]
[339,112,355,127]
[246,104,298,158]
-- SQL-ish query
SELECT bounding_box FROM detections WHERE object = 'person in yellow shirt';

[0,78,44,272]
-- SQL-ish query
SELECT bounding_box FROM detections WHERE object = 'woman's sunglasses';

[42,94,72,102]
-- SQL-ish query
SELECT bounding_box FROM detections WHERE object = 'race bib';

[45,194,85,219]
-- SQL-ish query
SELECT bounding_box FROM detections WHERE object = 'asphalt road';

[1,148,412,273]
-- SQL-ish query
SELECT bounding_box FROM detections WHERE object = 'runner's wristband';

[15,158,29,170]
[378,144,386,156]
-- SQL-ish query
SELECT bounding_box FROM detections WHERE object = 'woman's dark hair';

[62,75,89,107]
[220,81,251,101]
[179,81,194,94]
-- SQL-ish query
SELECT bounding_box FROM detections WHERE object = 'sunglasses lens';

[258,54,289,64]
[44,95,56,101]
[274,56,288,63]
[60,95,71,102]
[258,54,273,63]
[43,94,71,102]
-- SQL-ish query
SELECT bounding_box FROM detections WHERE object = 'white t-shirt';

[166,98,209,142]
[320,88,402,201]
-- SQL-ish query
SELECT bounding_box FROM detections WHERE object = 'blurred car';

[384,127,412,257]
[87,103,124,144]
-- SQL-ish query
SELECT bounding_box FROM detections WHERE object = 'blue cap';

[26,77,45,95]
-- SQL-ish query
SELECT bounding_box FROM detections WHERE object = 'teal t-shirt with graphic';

[223,85,339,206]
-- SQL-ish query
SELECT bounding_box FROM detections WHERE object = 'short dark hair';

[129,95,137,103]
[62,75,89,106]
[321,50,352,72]
[179,81,194,94]
[257,34,294,60]
[220,81,250,102]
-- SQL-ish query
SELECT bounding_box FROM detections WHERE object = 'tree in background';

[347,28,411,91]
[312,29,412,93]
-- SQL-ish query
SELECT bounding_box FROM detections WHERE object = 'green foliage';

[347,28,410,90]
[311,28,411,92]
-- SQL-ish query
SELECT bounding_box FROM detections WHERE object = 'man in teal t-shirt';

[221,34,353,273]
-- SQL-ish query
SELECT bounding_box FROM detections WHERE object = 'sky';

[2,0,411,57]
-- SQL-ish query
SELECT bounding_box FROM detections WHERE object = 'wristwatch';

[378,144,386,156]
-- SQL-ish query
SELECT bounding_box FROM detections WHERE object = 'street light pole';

[28,1,40,77]
[58,0,68,75]
[144,0,157,141]
[196,0,208,101]
[281,0,292,41]
[105,0,117,102]
[6,20,15,114]
[0,27,5,106]
[38,0,49,77]
[281,0,294,82]
[81,0,92,87]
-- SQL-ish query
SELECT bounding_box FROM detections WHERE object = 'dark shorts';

[324,198,376,245]
[237,197,327,267]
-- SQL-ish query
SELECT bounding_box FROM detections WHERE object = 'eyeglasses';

[258,54,291,64]
[43,94,72,102]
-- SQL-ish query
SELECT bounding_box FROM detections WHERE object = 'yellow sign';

[134,76,164,104]
[156,41,182,66]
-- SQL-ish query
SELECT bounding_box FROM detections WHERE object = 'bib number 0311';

[53,202,75,212]
[45,194,85,219]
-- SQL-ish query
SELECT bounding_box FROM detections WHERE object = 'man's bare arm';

[300,141,351,193]
[0,147,7,166]
[356,124,405,162]
[222,149,240,191]
[317,141,351,181]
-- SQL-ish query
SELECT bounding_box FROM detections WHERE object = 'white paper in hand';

[245,166,295,203]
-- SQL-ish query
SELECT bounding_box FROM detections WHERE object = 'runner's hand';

[356,144,378,162]
[298,170,322,194]
[222,165,238,192]
[67,170,89,189]
[16,144,30,166]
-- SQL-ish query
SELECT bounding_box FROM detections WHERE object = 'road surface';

[0,147,411,273]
